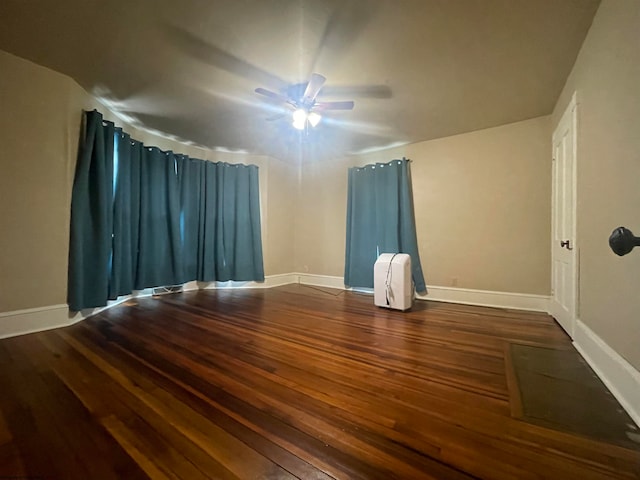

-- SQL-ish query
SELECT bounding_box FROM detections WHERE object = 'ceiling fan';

[255,73,354,130]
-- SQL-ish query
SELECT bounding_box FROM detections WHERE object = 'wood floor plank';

[92,306,481,478]
[60,320,336,480]
[0,399,13,446]
[47,329,297,480]
[0,339,118,479]
[0,285,638,479]
[101,415,174,480]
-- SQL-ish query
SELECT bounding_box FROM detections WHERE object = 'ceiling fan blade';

[315,100,355,111]
[310,1,378,74]
[302,73,326,105]
[255,87,291,104]
[166,25,287,89]
[319,84,392,99]
[266,112,287,122]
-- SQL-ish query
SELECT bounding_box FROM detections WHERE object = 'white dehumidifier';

[374,253,413,310]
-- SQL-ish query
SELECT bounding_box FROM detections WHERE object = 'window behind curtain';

[344,158,426,293]
[68,110,264,311]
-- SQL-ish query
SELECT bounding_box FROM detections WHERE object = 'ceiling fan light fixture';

[308,111,322,127]
[292,108,321,130]
[256,73,353,131]
[292,108,307,130]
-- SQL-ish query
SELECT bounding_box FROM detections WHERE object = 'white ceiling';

[0,0,600,160]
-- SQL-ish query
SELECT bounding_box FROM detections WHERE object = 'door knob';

[609,227,640,256]
[560,240,572,250]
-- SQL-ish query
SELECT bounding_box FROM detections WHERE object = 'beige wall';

[296,116,552,295]
[0,50,294,313]
[0,50,74,311]
[552,0,640,370]
[261,157,297,275]
[294,156,354,276]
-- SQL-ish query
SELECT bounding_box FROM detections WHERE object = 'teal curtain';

[214,163,264,281]
[344,158,426,293]
[175,157,264,282]
[177,155,205,281]
[68,112,114,310]
[68,110,264,311]
[135,147,183,288]
[109,130,140,299]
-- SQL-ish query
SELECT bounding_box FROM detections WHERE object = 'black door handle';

[609,227,640,256]
[560,240,572,250]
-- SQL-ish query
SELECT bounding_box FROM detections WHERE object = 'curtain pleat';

[200,161,218,281]
[344,166,378,288]
[216,163,234,281]
[247,165,265,281]
[68,110,264,311]
[109,130,130,299]
[129,141,143,286]
[177,156,201,281]
[230,164,264,281]
[109,131,146,299]
[68,111,114,311]
[344,159,426,293]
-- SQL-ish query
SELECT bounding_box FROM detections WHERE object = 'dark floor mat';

[508,343,640,450]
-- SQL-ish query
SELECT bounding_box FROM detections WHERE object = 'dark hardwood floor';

[0,284,638,479]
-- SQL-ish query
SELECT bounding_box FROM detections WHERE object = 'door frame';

[550,91,579,338]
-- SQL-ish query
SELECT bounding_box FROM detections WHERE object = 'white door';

[550,93,578,338]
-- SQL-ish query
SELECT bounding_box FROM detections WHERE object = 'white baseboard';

[420,285,549,312]
[573,319,640,428]
[199,273,298,290]
[296,273,346,289]
[0,292,153,339]
[183,280,200,292]
[204,273,345,290]
[0,304,79,339]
